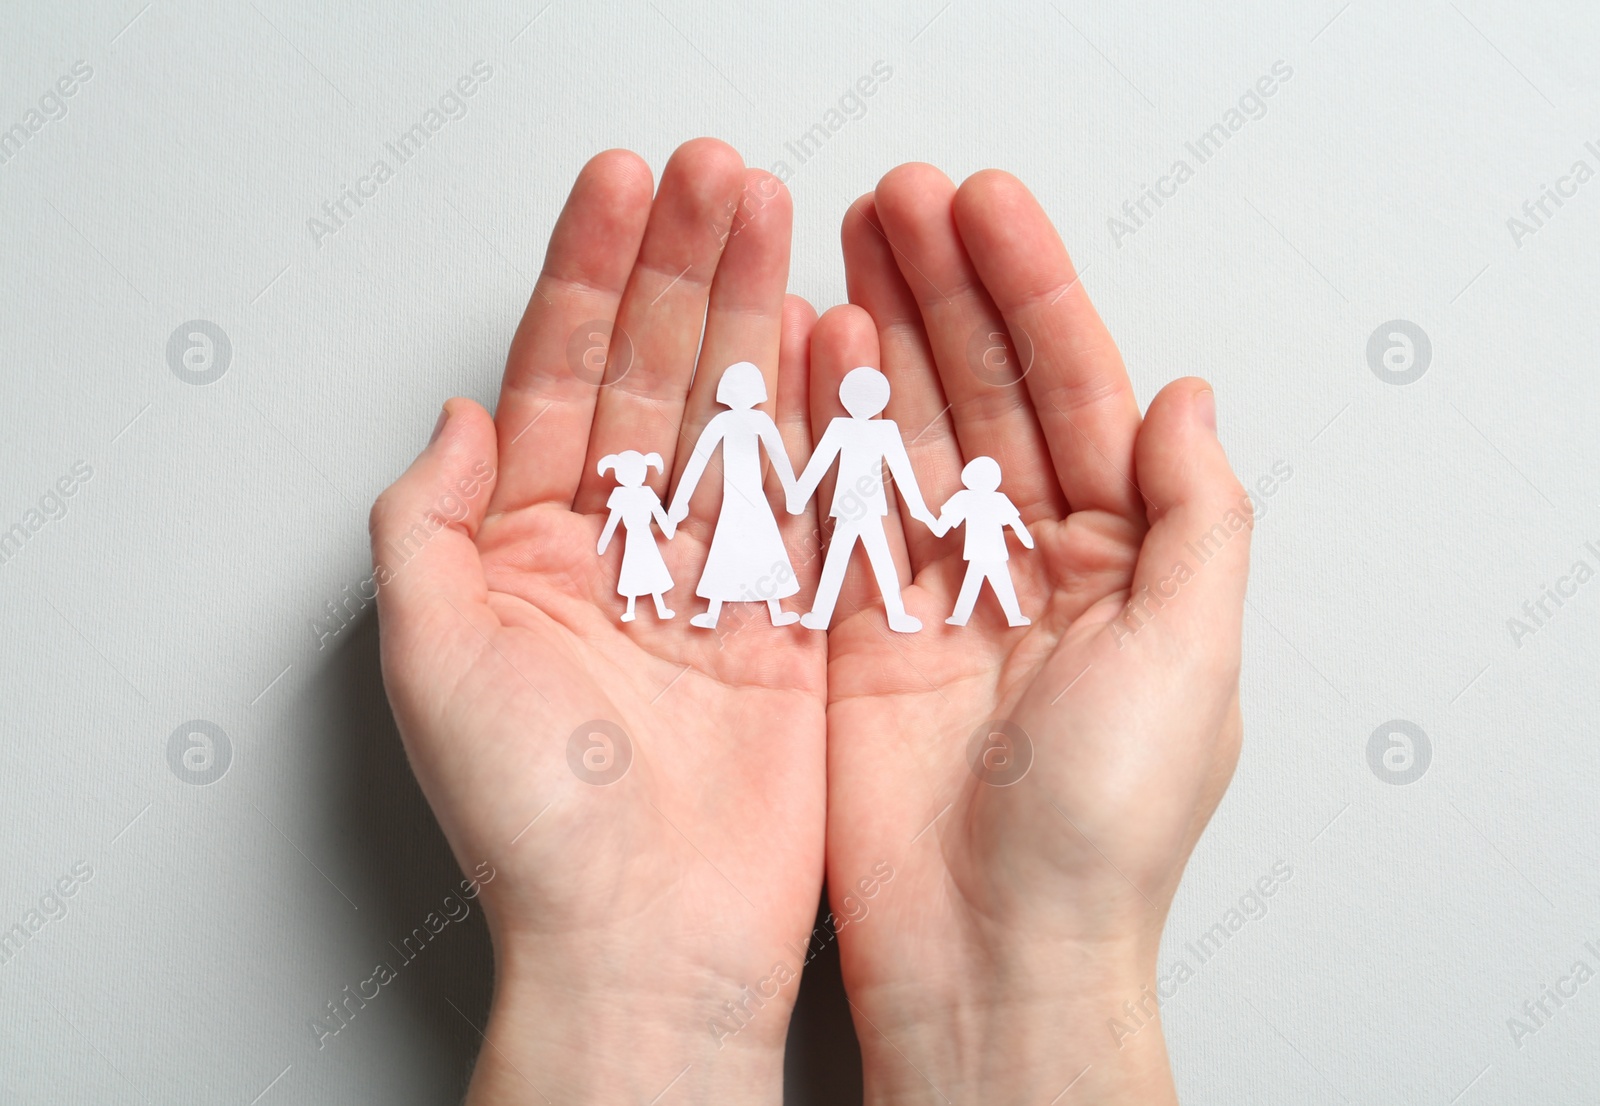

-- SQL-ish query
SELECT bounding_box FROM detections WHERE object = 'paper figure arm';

[1005,496,1035,549]
[884,431,938,530]
[928,491,961,539]
[650,498,675,538]
[666,417,724,533]
[789,422,841,514]
[596,507,622,556]
[756,415,799,501]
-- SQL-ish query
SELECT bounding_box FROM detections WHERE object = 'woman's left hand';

[371,140,826,1106]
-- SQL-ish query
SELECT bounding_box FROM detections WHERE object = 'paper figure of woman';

[665,362,800,628]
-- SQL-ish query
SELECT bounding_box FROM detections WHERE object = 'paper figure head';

[716,361,768,410]
[839,366,890,418]
[597,450,663,487]
[960,456,1002,493]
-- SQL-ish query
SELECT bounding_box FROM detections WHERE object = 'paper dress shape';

[934,456,1033,627]
[788,366,938,633]
[596,451,675,623]
[665,362,801,629]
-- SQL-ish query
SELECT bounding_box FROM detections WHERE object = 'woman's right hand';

[814,164,1250,1106]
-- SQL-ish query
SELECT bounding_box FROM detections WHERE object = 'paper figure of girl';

[597,450,675,623]
[664,362,801,628]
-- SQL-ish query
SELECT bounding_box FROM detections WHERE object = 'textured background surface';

[2,1,1598,1103]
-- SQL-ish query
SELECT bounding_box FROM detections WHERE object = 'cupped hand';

[814,166,1251,1105]
[370,140,826,1106]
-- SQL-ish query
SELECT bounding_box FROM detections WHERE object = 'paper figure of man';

[665,362,801,629]
[788,366,937,633]
[934,456,1033,627]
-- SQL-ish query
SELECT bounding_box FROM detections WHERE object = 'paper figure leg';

[652,592,675,620]
[767,598,799,627]
[621,595,638,623]
[859,521,920,633]
[945,563,985,627]
[800,525,861,630]
[987,563,1029,627]
[691,599,723,629]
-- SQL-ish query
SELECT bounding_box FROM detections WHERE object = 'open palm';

[814,166,1252,1104]
[370,141,826,1103]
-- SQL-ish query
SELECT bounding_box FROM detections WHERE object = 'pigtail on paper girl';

[597,452,663,479]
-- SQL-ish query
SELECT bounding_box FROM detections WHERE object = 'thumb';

[369,398,500,651]
[1112,379,1251,664]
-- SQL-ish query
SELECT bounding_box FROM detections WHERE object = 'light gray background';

[2,1,1597,1103]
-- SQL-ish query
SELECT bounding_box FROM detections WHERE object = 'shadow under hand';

[312,611,494,1101]
[784,888,864,1105]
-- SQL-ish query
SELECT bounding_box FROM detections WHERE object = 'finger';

[670,169,794,527]
[487,150,653,515]
[872,164,1067,522]
[774,295,822,596]
[806,304,914,619]
[775,295,818,455]
[370,399,501,662]
[841,194,964,575]
[576,138,747,513]
[953,169,1145,521]
[1115,381,1250,668]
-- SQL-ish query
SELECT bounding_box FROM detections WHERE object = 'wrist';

[855,941,1177,1106]
[463,934,790,1106]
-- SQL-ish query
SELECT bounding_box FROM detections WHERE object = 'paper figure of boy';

[788,366,938,633]
[665,362,801,629]
[596,450,675,623]
[934,456,1033,627]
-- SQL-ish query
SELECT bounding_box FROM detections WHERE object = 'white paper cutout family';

[596,362,1033,633]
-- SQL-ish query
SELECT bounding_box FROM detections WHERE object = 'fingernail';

[429,404,449,445]
[1196,389,1216,434]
